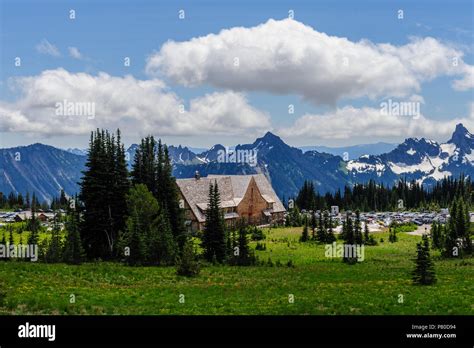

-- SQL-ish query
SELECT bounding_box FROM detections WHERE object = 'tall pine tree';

[202,181,227,263]
[63,197,84,265]
[79,129,129,260]
[412,234,436,285]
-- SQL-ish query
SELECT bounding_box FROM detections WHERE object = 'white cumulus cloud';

[452,65,474,91]
[279,103,474,142]
[0,68,270,137]
[146,19,473,104]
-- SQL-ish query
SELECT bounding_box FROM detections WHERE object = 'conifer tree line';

[0,189,71,211]
[36,197,85,264]
[78,131,188,263]
[305,210,335,244]
[295,175,474,212]
[0,191,46,210]
[0,195,85,265]
[298,208,377,264]
[299,209,377,248]
[430,195,472,258]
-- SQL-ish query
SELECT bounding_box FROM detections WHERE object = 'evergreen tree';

[234,222,255,265]
[124,208,146,266]
[412,235,436,285]
[27,196,39,246]
[295,180,317,210]
[389,227,398,243]
[131,136,157,195]
[119,184,154,265]
[431,222,443,250]
[290,206,302,227]
[45,214,63,263]
[176,237,200,277]
[363,221,370,243]
[363,221,377,245]
[17,193,24,208]
[131,136,185,251]
[326,213,336,243]
[285,213,291,227]
[354,210,363,244]
[202,181,227,263]
[149,209,177,265]
[343,213,357,264]
[59,189,68,208]
[160,146,186,250]
[79,129,129,260]
[112,129,130,254]
[63,198,85,265]
[300,218,309,242]
[310,212,317,240]
[120,184,177,266]
[316,212,325,242]
[340,219,347,241]
[442,196,470,258]
[455,196,472,255]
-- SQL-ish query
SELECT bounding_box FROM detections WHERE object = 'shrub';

[365,235,378,246]
[176,239,200,277]
[251,227,265,241]
[388,228,398,243]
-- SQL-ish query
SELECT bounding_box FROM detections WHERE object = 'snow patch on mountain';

[440,143,456,156]
[347,161,384,173]
[346,123,474,186]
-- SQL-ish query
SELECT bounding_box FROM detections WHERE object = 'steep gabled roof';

[176,174,285,223]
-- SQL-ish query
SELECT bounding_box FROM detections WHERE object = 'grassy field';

[0,226,472,315]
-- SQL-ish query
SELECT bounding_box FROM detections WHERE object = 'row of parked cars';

[302,209,452,227]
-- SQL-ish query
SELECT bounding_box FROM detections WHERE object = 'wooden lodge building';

[176,173,286,231]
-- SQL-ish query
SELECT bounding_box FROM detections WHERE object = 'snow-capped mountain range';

[2,123,473,202]
[347,123,474,186]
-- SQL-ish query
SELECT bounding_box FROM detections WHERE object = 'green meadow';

[0,227,472,315]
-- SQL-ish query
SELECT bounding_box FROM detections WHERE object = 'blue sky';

[1,0,473,149]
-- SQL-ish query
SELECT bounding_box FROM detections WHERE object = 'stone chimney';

[195,170,200,180]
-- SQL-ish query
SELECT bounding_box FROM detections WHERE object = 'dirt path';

[406,224,431,236]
